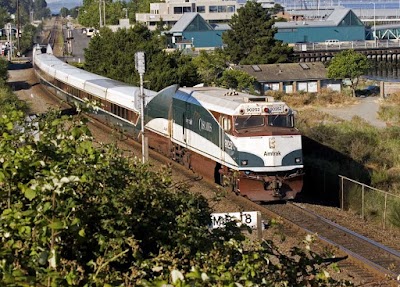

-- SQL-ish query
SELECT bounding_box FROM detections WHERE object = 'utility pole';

[103,0,106,26]
[8,23,12,61]
[99,0,106,27]
[371,2,376,47]
[135,52,148,163]
[99,0,103,27]
[17,0,20,52]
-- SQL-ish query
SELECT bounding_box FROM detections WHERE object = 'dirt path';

[319,96,387,128]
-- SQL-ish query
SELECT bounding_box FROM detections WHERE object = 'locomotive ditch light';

[244,170,251,175]
[241,160,248,166]
[263,107,270,113]
[240,109,244,115]
[295,157,302,163]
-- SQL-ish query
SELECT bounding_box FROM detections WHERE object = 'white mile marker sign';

[210,211,262,239]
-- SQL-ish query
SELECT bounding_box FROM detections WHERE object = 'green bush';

[0,106,353,286]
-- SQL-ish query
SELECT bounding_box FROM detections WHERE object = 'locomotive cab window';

[268,114,294,128]
[234,116,265,130]
[222,117,231,131]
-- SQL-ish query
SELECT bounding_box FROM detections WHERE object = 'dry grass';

[378,92,400,125]
[269,88,357,109]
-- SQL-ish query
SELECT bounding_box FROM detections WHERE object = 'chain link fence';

[340,175,400,229]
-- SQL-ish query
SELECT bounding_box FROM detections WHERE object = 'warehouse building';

[274,8,366,43]
[233,62,342,95]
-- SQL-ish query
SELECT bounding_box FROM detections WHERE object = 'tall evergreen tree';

[222,1,292,65]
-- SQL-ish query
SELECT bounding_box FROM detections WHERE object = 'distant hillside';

[47,0,82,14]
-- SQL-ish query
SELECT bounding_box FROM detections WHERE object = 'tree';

[192,49,227,86]
[59,7,69,18]
[327,49,371,97]
[222,1,292,65]
[78,0,131,28]
[0,58,8,83]
[217,69,256,92]
[18,23,36,54]
[32,0,51,19]
[84,25,200,91]
[68,6,79,18]
[0,7,11,28]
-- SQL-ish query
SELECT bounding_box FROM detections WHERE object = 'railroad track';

[263,202,400,286]
[39,17,60,48]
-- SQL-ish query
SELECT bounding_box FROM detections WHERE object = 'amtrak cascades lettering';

[199,118,212,132]
[264,151,281,156]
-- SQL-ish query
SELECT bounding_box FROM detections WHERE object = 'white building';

[136,0,275,31]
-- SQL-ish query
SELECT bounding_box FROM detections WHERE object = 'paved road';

[319,96,387,128]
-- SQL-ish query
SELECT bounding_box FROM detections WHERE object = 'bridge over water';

[293,40,400,62]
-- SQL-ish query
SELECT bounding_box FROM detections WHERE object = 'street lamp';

[371,2,376,46]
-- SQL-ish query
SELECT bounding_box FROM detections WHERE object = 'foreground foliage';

[0,91,354,285]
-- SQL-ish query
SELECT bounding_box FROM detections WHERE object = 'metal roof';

[275,8,351,28]
[180,86,281,115]
[326,8,351,25]
[233,62,328,82]
[169,13,213,33]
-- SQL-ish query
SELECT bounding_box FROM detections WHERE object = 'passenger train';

[33,45,304,202]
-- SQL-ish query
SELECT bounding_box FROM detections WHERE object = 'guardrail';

[339,175,400,230]
[293,40,400,52]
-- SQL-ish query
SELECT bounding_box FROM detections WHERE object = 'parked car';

[325,39,340,46]
[357,85,380,96]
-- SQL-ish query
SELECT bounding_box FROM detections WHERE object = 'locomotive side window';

[267,115,294,128]
[222,117,231,132]
[234,116,264,130]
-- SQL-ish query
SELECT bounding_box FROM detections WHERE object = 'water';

[365,65,400,82]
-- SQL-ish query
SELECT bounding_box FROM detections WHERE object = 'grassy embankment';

[270,87,400,227]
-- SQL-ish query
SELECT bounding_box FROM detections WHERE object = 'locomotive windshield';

[234,114,294,130]
[235,116,265,130]
[268,114,294,128]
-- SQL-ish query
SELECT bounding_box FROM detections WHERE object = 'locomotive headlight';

[241,160,248,166]
[295,157,302,163]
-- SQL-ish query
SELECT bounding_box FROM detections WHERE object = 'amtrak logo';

[264,151,281,156]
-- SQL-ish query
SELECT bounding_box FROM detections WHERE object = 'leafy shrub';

[0,85,28,114]
[0,108,353,286]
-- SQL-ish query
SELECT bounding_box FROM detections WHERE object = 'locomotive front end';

[223,99,304,202]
